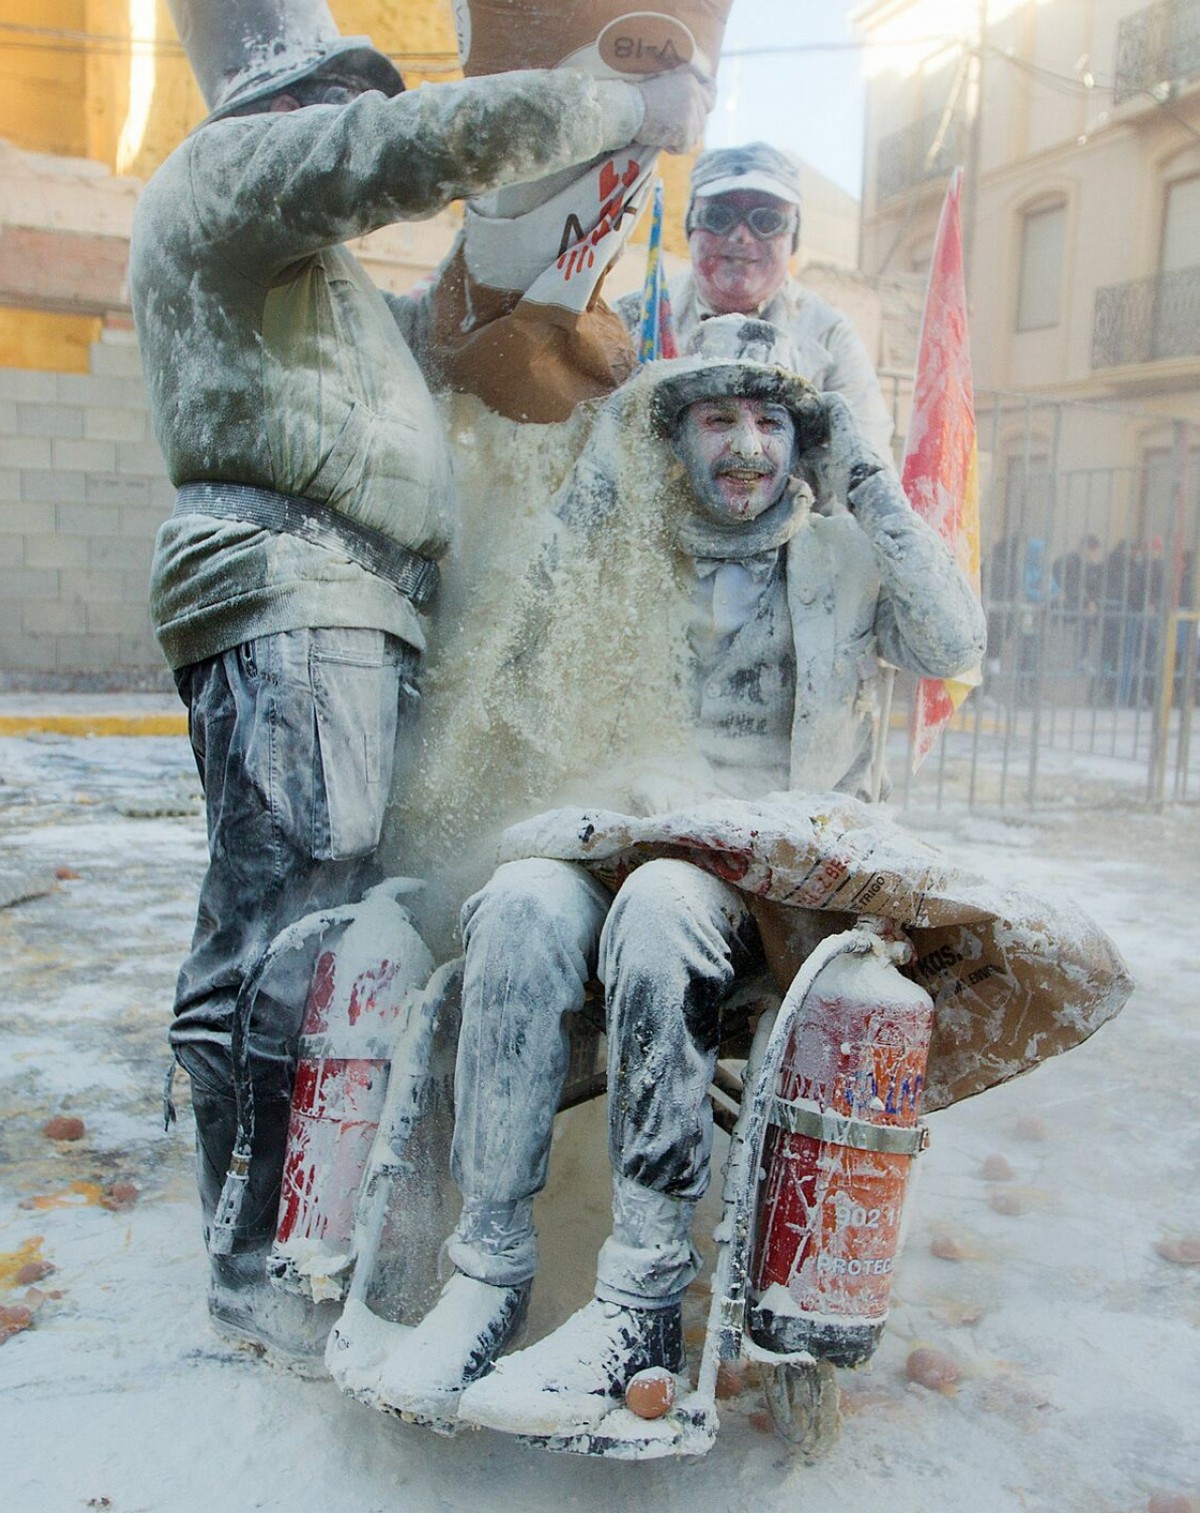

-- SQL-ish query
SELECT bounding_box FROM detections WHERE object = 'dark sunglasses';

[689,201,797,240]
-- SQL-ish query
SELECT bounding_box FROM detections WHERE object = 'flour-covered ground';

[1,725,1198,1513]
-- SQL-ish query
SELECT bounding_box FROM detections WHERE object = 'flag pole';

[638,179,676,363]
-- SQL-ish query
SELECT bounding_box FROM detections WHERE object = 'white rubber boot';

[376,1271,530,1427]
[458,1297,683,1437]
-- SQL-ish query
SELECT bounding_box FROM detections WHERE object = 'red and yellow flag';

[903,168,982,771]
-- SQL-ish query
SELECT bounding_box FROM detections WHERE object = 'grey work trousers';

[172,626,419,1247]
[448,856,764,1308]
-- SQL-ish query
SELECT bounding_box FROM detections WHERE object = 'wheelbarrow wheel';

[761,1359,840,1459]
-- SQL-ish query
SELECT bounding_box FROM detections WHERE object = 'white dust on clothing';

[496,794,1132,1111]
[386,385,704,940]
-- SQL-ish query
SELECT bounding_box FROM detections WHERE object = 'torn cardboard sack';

[497,792,1134,1111]
[431,1,733,423]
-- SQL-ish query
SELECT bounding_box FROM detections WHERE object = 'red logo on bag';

[557,155,643,281]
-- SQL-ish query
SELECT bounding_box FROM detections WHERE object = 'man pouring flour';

[132,0,712,1365]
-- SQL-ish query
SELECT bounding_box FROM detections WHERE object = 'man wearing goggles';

[687,198,798,240]
[619,142,894,458]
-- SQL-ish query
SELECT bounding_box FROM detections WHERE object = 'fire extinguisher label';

[816,1254,896,1276]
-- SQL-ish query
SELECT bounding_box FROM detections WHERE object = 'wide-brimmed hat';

[167,0,403,122]
[648,316,827,451]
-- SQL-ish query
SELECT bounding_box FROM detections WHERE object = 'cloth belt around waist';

[173,481,440,611]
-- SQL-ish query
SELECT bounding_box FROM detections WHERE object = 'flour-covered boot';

[208,1250,340,1374]
[191,1073,336,1374]
[377,1271,530,1428]
[457,1297,683,1437]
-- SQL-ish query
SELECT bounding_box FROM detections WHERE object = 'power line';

[991,45,1113,97]
[992,46,1200,144]
[4,16,1197,143]
[722,36,962,57]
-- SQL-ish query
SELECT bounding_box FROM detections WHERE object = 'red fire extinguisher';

[267,882,433,1302]
[748,934,933,1367]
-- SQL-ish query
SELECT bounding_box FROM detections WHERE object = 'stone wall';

[0,331,171,689]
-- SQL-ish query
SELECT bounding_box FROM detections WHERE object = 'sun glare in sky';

[715,0,1047,199]
[712,0,873,199]
[116,0,157,175]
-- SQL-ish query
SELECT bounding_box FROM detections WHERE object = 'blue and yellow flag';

[637,180,678,363]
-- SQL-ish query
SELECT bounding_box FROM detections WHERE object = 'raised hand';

[634,67,716,154]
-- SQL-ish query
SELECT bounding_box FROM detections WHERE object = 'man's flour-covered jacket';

[550,360,984,803]
[131,71,644,670]
[720,471,982,799]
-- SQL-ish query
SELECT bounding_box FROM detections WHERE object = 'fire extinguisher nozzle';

[209,1167,249,1256]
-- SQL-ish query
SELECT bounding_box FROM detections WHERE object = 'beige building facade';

[854,0,1200,565]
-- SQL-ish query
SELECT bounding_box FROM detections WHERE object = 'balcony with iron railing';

[874,108,967,204]
[1092,265,1200,367]
[1114,0,1200,104]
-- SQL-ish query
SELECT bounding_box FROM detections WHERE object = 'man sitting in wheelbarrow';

[377,317,987,1433]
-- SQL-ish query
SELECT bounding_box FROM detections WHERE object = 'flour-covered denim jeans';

[171,627,419,1246]
[448,857,764,1307]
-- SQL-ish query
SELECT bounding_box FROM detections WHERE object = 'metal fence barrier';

[880,391,1199,809]
[893,598,1200,811]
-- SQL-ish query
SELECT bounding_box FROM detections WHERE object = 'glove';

[634,67,716,154]
[798,393,890,515]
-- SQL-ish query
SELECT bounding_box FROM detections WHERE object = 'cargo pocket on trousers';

[310,639,401,860]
